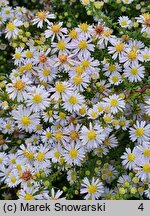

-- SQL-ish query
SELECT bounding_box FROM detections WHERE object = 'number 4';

[138,203,144,211]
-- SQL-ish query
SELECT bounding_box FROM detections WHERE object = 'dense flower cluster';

[0,0,150,200]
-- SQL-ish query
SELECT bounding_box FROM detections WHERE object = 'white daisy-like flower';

[70,36,94,58]
[18,187,40,200]
[63,91,85,113]
[34,144,51,169]
[77,22,94,39]
[123,62,145,82]
[51,37,71,55]
[63,142,85,166]
[41,128,54,145]
[135,157,150,181]
[6,170,21,188]
[108,38,126,60]
[121,148,136,170]
[12,105,40,133]
[139,47,150,62]
[53,53,77,71]
[50,81,73,101]
[122,0,134,4]
[109,72,123,86]
[37,66,57,83]
[49,144,63,163]
[45,22,68,41]
[32,11,55,28]
[80,177,104,200]
[102,62,122,77]
[136,13,150,37]
[5,19,23,39]
[80,123,106,149]
[26,86,50,112]
[103,94,125,114]
[6,75,32,102]
[129,121,150,144]
[43,188,65,200]
[13,47,24,65]
[120,48,140,67]
[118,16,132,28]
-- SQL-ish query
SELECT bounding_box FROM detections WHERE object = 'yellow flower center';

[69,130,79,141]
[69,149,78,158]
[24,63,32,71]
[10,158,16,164]
[68,96,78,105]
[75,66,84,75]
[14,80,25,90]
[127,153,135,161]
[104,138,110,146]
[70,171,77,180]
[110,98,119,106]
[109,64,116,72]
[10,176,16,184]
[5,124,11,129]
[42,69,50,76]
[59,112,66,119]
[143,164,150,173]
[81,60,90,68]
[26,51,33,58]
[14,52,21,59]
[78,40,87,49]
[130,68,138,75]
[80,23,88,32]
[73,75,82,84]
[25,151,34,160]
[115,43,124,52]
[88,184,97,194]
[91,111,98,118]
[58,53,68,63]
[143,149,150,157]
[103,115,112,123]
[103,29,112,37]
[128,50,137,60]
[7,22,15,31]
[97,105,104,112]
[79,107,86,115]
[111,75,119,83]
[36,11,47,20]
[87,130,97,140]
[46,110,53,117]
[21,116,31,126]
[135,128,144,137]
[54,151,60,159]
[36,152,45,161]
[57,41,66,50]
[55,82,65,93]
[121,20,127,26]
[119,121,125,127]
[24,193,34,200]
[143,54,149,60]
[52,24,60,33]
[32,94,42,104]
[69,29,78,39]
[54,131,63,140]
[45,131,52,139]
[16,164,22,171]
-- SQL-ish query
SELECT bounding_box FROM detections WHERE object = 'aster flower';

[5,19,23,39]
[80,177,104,200]
[129,121,150,144]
